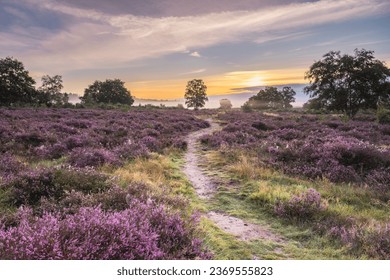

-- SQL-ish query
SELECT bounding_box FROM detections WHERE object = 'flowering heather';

[0,108,209,170]
[0,108,211,260]
[274,188,327,221]
[0,154,26,178]
[329,223,390,259]
[68,147,121,167]
[0,202,211,260]
[2,167,112,207]
[205,111,390,190]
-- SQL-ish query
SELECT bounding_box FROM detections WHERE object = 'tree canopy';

[304,49,390,117]
[243,86,296,110]
[81,79,134,105]
[220,98,233,109]
[0,57,36,106]
[184,79,208,110]
[37,75,68,106]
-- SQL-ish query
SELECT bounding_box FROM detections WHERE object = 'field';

[1,108,389,259]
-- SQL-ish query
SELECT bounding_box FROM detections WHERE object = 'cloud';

[190,51,201,57]
[5,0,390,72]
[180,68,206,75]
[16,0,321,17]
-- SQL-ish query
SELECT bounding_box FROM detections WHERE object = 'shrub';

[68,148,120,168]
[0,203,211,260]
[2,167,112,207]
[4,169,64,207]
[329,223,390,259]
[63,135,91,149]
[251,121,269,131]
[52,167,112,194]
[377,107,390,124]
[0,154,26,178]
[141,136,160,152]
[365,168,390,194]
[274,188,327,221]
[172,138,188,150]
[38,185,129,216]
[45,143,68,159]
[113,142,149,160]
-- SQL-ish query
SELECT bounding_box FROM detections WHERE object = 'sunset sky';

[1,0,389,103]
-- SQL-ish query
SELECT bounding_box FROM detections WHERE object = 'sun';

[245,76,264,87]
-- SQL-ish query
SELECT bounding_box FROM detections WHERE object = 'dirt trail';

[183,118,285,244]
[183,118,219,198]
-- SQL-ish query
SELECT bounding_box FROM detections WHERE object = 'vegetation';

[243,86,296,111]
[304,49,390,118]
[81,79,134,106]
[377,106,390,124]
[1,50,390,260]
[37,75,69,107]
[0,108,211,260]
[219,99,233,109]
[0,57,36,105]
[184,79,208,110]
[200,110,390,259]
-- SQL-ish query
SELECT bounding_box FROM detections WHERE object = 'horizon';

[1,0,389,100]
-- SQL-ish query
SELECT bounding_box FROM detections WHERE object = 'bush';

[113,142,149,160]
[4,169,64,207]
[2,167,112,207]
[329,223,390,259]
[38,185,129,216]
[0,202,211,260]
[52,167,112,194]
[377,107,390,124]
[0,154,26,178]
[68,147,120,168]
[274,188,327,221]
[365,168,390,194]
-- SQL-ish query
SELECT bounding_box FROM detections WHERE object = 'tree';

[0,57,36,106]
[184,79,208,110]
[280,87,296,109]
[304,49,390,118]
[81,79,134,105]
[302,98,324,111]
[242,86,296,110]
[37,75,68,106]
[219,98,233,109]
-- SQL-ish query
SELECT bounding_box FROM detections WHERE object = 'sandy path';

[183,119,220,199]
[183,118,285,244]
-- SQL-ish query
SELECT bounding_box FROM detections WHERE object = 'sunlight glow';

[245,76,264,87]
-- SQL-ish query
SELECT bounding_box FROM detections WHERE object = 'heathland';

[1,107,389,259]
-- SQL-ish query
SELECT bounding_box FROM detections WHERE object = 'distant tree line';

[0,56,207,109]
[242,86,296,111]
[241,49,390,119]
[0,57,134,107]
[2,49,389,117]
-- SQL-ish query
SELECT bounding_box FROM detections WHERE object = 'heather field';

[1,108,390,259]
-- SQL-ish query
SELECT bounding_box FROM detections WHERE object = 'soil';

[183,119,220,199]
[183,118,286,245]
[207,211,285,242]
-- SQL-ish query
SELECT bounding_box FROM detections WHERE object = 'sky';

[1,0,390,106]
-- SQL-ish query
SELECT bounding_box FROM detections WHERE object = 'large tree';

[184,79,208,110]
[243,86,296,110]
[304,49,390,118]
[81,79,134,105]
[0,57,36,106]
[37,75,68,106]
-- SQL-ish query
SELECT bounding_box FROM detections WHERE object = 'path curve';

[183,118,220,198]
[182,118,286,245]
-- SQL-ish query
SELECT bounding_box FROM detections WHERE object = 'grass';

[197,147,387,259]
[2,116,387,259]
